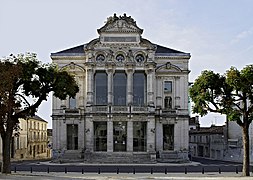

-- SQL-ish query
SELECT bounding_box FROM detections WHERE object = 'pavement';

[2,161,253,179]
[1,172,253,180]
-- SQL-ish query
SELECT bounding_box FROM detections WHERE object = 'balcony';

[91,105,148,114]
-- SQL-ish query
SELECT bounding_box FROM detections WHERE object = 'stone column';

[147,116,156,152]
[60,120,67,149]
[156,76,162,108]
[127,119,133,152]
[86,68,94,105]
[146,68,155,106]
[107,69,114,105]
[78,75,85,109]
[107,118,113,152]
[175,76,181,108]
[52,118,60,150]
[126,69,134,105]
[78,118,85,150]
[85,115,93,152]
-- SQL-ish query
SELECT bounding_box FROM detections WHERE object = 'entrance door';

[113,121,127,152]
[67,124,78,150]
[163,124,174,150]
[94,121,107,151]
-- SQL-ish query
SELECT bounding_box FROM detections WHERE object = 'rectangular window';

[95,72,108,105]
[133,122,147,152]
[113,72,127,106]
[69,97,76,109]
[133,72,146,106]
[94,122,107,151]
[164,81,172,93]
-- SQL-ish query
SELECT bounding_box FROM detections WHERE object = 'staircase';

[157,151,188,163]
[52,150,83,163]
[84,152,155,164]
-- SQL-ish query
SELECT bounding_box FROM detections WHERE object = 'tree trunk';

[2,132,12,174]
[242,125,250,176]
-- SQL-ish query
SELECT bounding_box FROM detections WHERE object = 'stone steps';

[84,152,153,164]
[157,151,187,163]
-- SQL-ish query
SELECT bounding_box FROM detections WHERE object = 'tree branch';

[15,93,31,107]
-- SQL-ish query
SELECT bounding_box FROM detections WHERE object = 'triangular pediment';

[97,13,143,34]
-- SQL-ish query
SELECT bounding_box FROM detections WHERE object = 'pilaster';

[126,68,134,105]
[86,67,94,105]
[85,115,93,152]
[127,119,133,152]
[107,117,113,152]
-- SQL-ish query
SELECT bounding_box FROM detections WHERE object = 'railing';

[91,106,148,114]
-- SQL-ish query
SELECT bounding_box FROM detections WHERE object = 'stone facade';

[51,14,191,163]
[189,125,226,160]
[0,115,49,161]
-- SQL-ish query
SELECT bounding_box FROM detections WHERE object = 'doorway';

[163,124,174,150]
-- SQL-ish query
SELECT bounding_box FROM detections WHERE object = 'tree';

[0,53,79,174]
[189,65,253,176]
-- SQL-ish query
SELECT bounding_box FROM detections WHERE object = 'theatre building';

[51,14,191,163]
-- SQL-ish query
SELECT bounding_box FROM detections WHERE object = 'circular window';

[116,54,125,62]
[96,54,105,62]
[135,54,145,62]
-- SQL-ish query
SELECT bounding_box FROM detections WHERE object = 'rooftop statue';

[105,13,136,26]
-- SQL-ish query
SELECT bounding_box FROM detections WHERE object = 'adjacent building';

[51,14,191,163]
[0,115,49,161]
[189,125,226,159]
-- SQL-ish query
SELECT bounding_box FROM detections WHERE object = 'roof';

[51,43,187,56]
[155,45,185,54]
[29,115,48,123]
[51,44,85,56]
[189,125,224,135]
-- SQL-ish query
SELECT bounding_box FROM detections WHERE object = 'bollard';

[151,168,153,174]
[165,168,167,174]
[185,167,187,174]
[98,168,100,174]
[14,166,16,173]
[65,167,67,174]
[236,167,238,174]
[47,167,50,173]
[30,167,33,173]
[218,167,221,174]
[133,168,135,174]
[82,168,84,174]
[117,168,119,174]
[202,167,204,174]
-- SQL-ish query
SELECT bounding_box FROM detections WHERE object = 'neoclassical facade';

[51,14,191,163]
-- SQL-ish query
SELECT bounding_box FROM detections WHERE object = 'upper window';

[116,54,125,62]
[135,54,145,62]
[164,81,172,93]
[113,72,127,105]
[69,97,76,109]
[96,54,105,62]
[133,72,146,106]
[95,72,108,105]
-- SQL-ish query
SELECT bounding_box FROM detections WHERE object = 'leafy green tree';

[189,65,253,176]
[0,53,79,174]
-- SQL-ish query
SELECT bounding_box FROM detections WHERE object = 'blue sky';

[1,0,252,128]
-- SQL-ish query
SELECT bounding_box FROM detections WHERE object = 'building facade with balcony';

[51,14,191,163]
